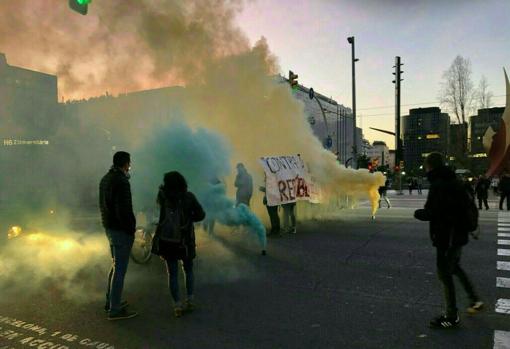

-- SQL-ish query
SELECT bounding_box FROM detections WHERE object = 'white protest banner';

[259,154,313,206]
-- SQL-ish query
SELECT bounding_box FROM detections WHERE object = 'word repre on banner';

[259,155,314,206]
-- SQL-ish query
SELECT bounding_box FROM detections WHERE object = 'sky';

[236,0,510,148]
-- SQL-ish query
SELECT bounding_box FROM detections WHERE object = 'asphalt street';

[0,192,508,349]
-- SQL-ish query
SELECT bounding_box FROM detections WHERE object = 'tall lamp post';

[347,36,359,168]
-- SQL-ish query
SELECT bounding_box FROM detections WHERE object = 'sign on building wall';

[259,155,314,206]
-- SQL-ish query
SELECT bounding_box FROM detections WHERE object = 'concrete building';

[366,141,390,167]
[388,150,396,170]
[449,122,468,164]
[469,107,505,174]
[278,76,361,165]
[470,107,505,154]
[0,53,61,206]
[402,107,450,172]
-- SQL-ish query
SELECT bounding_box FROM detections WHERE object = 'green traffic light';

[77,0,91,5]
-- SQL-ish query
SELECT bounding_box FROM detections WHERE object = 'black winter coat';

[99,167,136,234]
[151,190,205,259]
[475,178,490,199]
[414,166,468,249]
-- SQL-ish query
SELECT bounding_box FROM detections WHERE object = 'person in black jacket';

[99,151,138,321]
[414,152,483,329]
[499,173,510,210]
[151,171,205,318]
[475,175,490,210]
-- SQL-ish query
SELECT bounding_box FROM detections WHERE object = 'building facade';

[469,107,505,175]
[366,141,390,167]
[0,53,61,207]
[402,107,450,172]
[290,81,361,166]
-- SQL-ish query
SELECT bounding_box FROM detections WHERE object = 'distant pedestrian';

[234,163,253,207]
[99,151,138,320]
[417,177,423,195]
[475,175,490,210]
[499,173,510,211]
[492,177,500,195]
[202,177,223,235]
[152,171,206,318]
[408,178,413,195]
[282,202,296,234]
[378,179,391,208]
[414,152,483,329]
[259,184,281,237]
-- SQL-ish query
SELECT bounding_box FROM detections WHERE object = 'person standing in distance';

[99,151,138,320]
[414,152,483,329]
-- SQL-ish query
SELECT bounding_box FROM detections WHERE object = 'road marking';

[499,228,510,231]
[496,299,510,314]
[498,249,510,256]
[498,262,510,271]
[494,330,510,348]
[497,277,510,288]
[500,233,510,238]
[499,240,510,245]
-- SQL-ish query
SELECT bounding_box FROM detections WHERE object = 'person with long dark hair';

[151,171,205,318]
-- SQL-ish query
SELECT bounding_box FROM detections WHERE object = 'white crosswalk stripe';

[494,330,510,349]
[498,262,510,271]
[495,212,510,348]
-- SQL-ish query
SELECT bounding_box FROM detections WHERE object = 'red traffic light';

[394,166,400,172]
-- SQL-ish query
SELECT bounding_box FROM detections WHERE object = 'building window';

[426,134,440,139]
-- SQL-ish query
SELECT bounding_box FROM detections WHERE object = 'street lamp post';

[347,36,359,168]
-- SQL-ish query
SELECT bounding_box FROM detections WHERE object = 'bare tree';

[477,75,493,109]
[440,55,475,125]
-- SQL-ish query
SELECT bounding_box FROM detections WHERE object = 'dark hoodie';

[414,166,468,248]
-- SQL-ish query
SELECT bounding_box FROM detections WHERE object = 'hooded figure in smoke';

[234,163,253,207]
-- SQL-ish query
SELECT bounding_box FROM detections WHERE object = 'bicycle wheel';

[131,227,153,264]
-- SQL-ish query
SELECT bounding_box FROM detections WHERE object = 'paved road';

[0,193,508,349]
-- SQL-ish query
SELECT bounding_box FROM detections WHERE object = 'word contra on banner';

[259,155,314,206]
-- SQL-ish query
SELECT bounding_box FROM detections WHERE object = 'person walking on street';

[475,175,490,210]
[408,178,414,195]
[414,152,483,329]
[499,173,510,211]
[151,171,206,318]
[99,151,138,320]
[282,202,296,234]
[378,179,391,208]
[417,177,423,195]
[234,163,253,207]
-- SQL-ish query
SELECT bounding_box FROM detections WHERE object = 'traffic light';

[394,165,400,173]
[69,0,91,15]
[326,136,333,149]
[288,70,298,90]
[368,163,373,172]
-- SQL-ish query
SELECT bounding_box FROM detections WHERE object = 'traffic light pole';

[348,37,358,169]
[393,56,404,194]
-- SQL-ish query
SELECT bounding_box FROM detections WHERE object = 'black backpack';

[455,181,479,235]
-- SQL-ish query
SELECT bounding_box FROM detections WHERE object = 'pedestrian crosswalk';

[494,211,510,348]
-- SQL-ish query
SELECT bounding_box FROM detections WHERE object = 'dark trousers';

[165,258,194,304]
[436,247,478,317]
[266,205,280,234]
[500,192,510,210]
[105,229,134,313]
[282,203,296,231]
[478,197,489,210]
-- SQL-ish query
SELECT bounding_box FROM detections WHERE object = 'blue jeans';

[105,229,134,312]
[165,258,194,304]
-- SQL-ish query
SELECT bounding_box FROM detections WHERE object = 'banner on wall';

[259,154,316,206]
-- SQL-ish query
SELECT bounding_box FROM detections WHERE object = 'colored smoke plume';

[131,123,266,249]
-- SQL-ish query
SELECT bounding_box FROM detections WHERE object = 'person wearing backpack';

[151,171,206,318]
[414,152,483,329]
